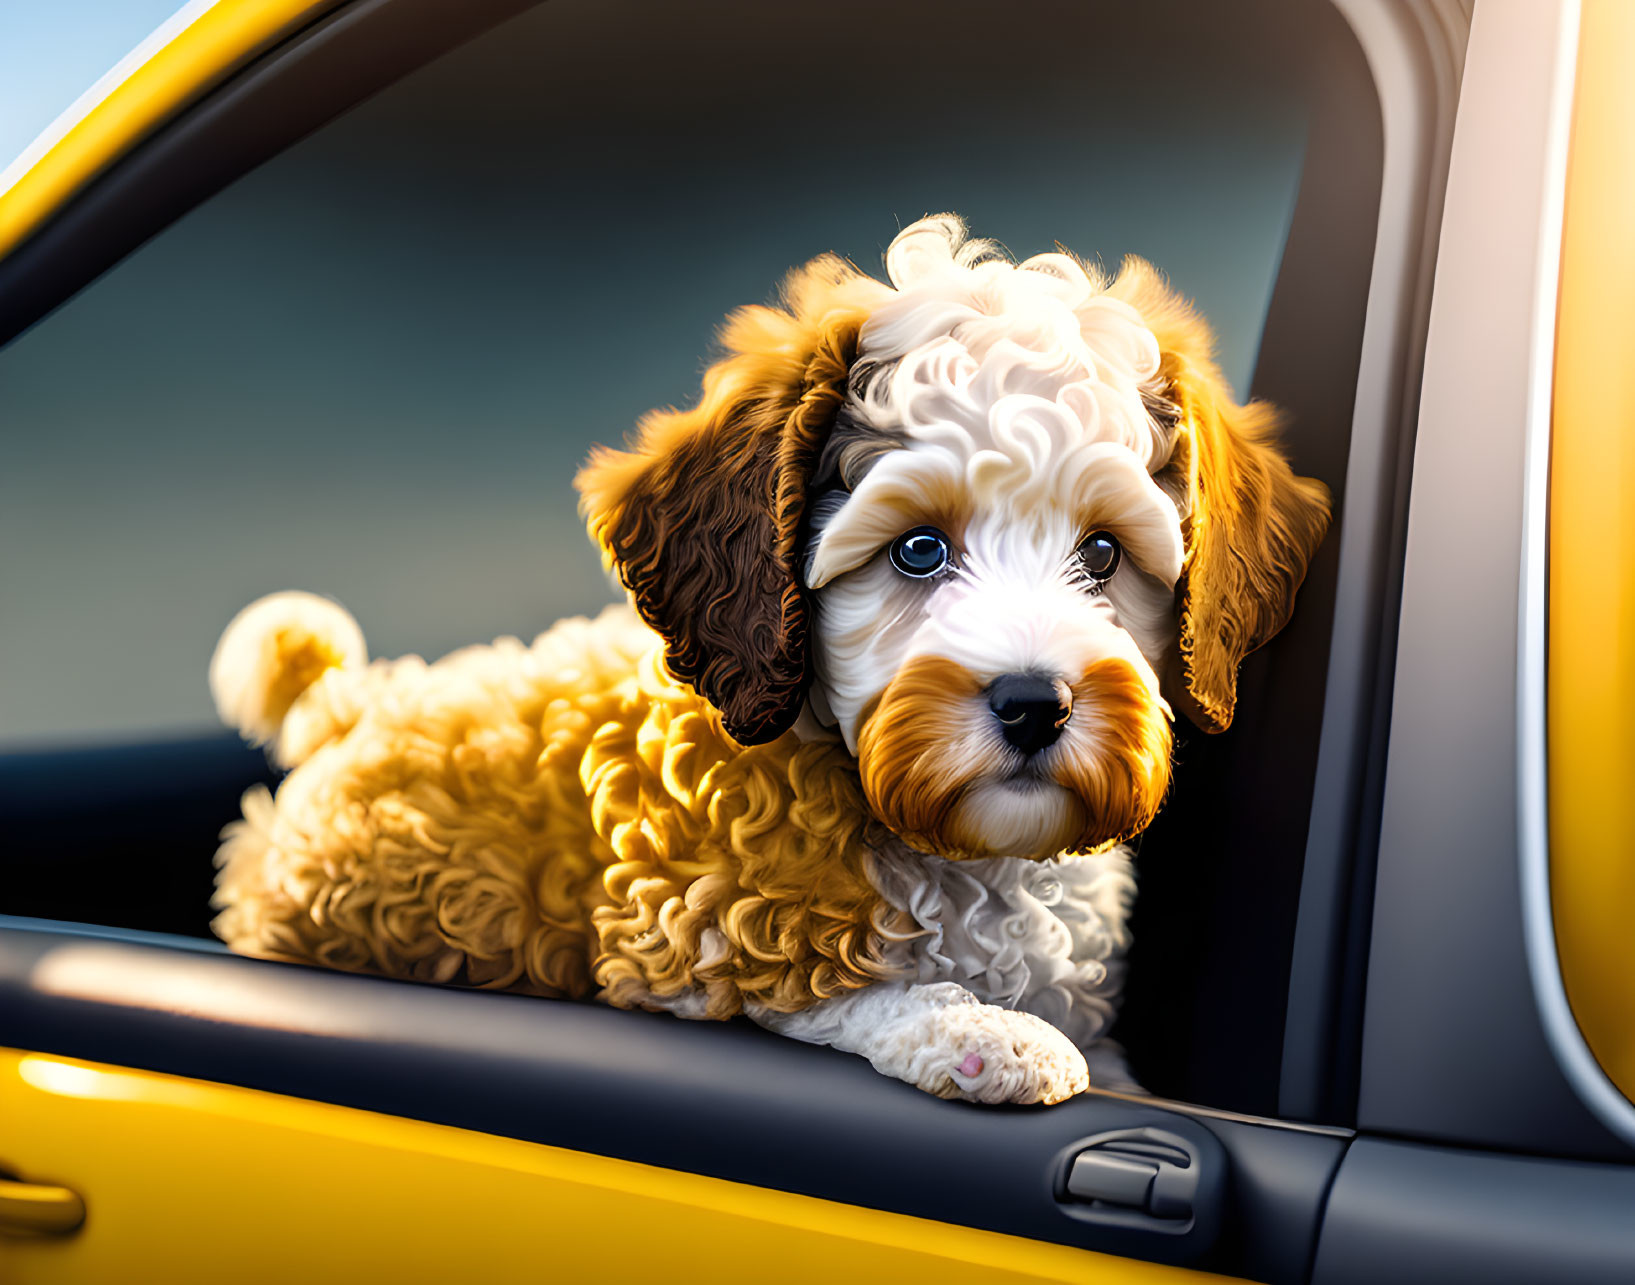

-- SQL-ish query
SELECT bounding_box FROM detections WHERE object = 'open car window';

[0,0,1412,1133]
[0,0,1314,746]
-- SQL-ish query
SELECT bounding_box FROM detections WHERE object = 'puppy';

[210,215,1329,1105]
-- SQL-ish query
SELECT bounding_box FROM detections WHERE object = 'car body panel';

[0,1046,1242,1284]
[1541,0,1635,1123]
[1356,0,1633,1163]
[1312,0,1635,1274]
[1276,0,1468,1125]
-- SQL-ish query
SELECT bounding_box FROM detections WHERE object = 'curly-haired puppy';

[210,215,1329,1105]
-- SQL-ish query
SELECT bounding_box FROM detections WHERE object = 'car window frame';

[1359,0,1635,1166]
[0,0,1447,1126]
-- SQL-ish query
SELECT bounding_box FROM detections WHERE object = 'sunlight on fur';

[210,214,1331,1105]
[214,601,908,1013]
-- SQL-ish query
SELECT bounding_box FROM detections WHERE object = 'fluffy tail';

[209,592,367,749]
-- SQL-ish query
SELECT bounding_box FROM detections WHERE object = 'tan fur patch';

[263,627,347,733]
[854,656,997,858]
[213,610,908,1016]
[1054,657,1174,852]
[1106,257,1332,733]
[853,655,1171,861]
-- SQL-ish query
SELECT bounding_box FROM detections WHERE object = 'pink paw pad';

[958,1052,985,1078]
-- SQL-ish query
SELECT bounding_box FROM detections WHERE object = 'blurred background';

[0,0,1387,1114]
[0,0,1309,748]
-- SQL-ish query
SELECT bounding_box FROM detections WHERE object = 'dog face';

[577,215,1329,862]
[802,220,1182,859]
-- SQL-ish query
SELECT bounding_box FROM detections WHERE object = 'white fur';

[805,217,1181,864]
[866,216,1171,474]
[752,982,1090,1105]
[637,840,1142,1100]
[806,218,1185,764]
[209,591,366,745]
[868,844,1135,1049]
[766,840,1140,1101]
[765,217,1182,1099]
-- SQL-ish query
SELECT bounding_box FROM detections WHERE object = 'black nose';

[987,674,1072,754]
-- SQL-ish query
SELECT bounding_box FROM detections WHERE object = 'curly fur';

[209,592,366,750]
[577,258,888,746]
[211,215,1330,1105]
[1105,259,1332,733]
[865,842,1136,1052]
[855,656,996,858]
[214,605,910,1012]
[754,980,1093,1105]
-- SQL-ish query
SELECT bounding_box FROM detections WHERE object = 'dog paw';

[911,988,1089,1105]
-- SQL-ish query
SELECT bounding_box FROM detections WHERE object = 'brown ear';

[1109,259,1332,734]
[575,256,878,745]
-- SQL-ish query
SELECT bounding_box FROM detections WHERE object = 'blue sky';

[0,1,185,177]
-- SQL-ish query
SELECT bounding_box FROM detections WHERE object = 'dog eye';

[888,527,951,578]
[1077,532,1122,581]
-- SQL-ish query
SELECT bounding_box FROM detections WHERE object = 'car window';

[0,0,1309,746]
[0,0,1389,1123]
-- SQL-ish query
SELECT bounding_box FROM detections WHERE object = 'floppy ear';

[1109,259,1332,734]
[575,256,878,745]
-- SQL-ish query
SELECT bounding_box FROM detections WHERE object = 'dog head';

[578,215,1329,861]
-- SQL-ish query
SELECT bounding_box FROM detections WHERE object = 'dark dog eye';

[889,527,951,578]
[1078,532,1122,582]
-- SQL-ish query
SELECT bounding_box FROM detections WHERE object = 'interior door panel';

[1310,1138,1635,1285]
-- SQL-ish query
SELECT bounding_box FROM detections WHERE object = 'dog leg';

[749,981,1089,1105]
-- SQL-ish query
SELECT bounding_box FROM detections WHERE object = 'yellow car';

[2,0,1633,1281]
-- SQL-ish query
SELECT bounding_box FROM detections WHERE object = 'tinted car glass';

[0,0,1310,745]
[0,0,1386,1121]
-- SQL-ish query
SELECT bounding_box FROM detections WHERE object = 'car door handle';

[1061,1126,1201,1229]
[0,1172,86,1236]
